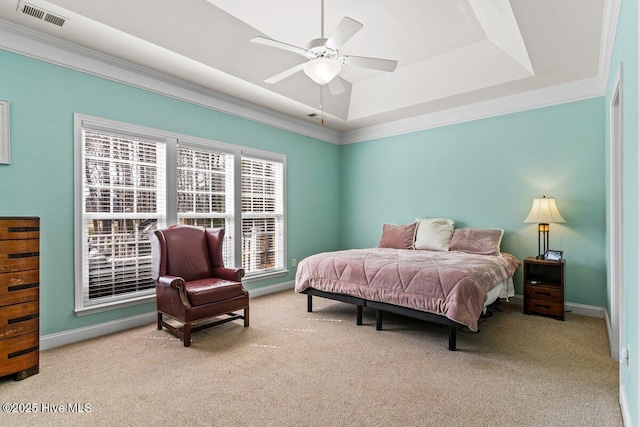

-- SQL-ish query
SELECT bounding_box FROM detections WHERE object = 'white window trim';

[176,139,236,266]
[240,147,287,279]
[74,114,287,315]
[74,115,170,315]
[609,65,623,363]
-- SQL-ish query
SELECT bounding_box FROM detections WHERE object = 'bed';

[294,221,521,350]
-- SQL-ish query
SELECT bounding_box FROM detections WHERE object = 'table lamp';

[523,196,565,259]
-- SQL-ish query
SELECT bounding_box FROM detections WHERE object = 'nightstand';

[523,257,565,321]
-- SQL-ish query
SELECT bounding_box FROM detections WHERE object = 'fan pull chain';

[320,84,325,125]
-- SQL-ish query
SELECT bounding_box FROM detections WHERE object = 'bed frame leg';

[357,306,363,325]
[307,294,313,312]
[376,310,383,330]
[448,326,457,351]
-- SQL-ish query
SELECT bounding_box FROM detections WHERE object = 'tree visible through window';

[241,156,284,273]
[80,130,166,307]
[177,144,234,266]
[75,115,286,313]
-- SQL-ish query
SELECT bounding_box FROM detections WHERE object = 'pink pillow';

[377,222,417,249]
[448,228,504,255]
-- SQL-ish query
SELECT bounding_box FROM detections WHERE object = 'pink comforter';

[295,248,520,331]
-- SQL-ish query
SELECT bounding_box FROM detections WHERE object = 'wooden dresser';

[0,217,40,380]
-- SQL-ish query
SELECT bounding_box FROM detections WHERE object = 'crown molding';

[340,77,605,144]
[340,0,618,145]
[599,0,621,86]
[0,19,341,145]
[0,9,618,147]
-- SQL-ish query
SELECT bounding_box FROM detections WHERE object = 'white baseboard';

[604,308,619,361]
[40,312,157,351]
[41,287,605,351]
[564,301,606,318]
[247,280,294,298]
[510,294,606,318]
[620,383,632,427]
[40,281,295,351]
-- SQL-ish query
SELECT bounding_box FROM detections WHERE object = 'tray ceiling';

[0,0,606,133]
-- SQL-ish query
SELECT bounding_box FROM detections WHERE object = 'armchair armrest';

[157,275,190,308]
[213,267,245,282]
[158,275,186,290]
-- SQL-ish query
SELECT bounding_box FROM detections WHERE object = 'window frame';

[176,139,237,267]
[74,114,287,315]
[240,153,286,276]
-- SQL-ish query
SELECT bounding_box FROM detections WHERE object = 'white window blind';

[79,129,166,308]
[75,115,287,314]
[241,155,284,274]
[177,143,234,266]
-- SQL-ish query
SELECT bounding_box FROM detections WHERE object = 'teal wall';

[2,20,636,421]
[0,49,341,336]
[340,99,606,306]
[605,0,638,423]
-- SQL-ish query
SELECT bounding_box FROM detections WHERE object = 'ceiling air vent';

[17,1,68,27]
[43,13,65,27]
[21,3,44,20]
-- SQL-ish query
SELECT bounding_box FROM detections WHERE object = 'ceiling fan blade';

[327,76,345,95]
[264,63,305,84]
[325,17,363,50]
[251,36,309,57]
[341,55,398,72]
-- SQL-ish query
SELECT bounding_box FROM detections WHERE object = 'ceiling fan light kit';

[303,57,342,85]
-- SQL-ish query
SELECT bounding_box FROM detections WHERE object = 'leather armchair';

[150,225,249,347]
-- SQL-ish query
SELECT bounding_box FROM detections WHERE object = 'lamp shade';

[523,196,566,224]
[303,57,341,85]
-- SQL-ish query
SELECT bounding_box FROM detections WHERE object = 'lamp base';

[536,254,545,260]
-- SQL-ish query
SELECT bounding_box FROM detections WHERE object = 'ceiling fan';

[250,0,398,95]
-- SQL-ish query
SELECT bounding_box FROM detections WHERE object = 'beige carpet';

[0,290,622,426]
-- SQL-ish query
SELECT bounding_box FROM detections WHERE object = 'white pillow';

[414,218,455,251]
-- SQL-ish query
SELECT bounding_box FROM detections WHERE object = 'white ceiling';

[0,0,606,134]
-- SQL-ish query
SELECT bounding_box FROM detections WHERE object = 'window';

[177,144,235,266]
[241,156,285,274]
[75,115,286,314]
[76,124,166,312]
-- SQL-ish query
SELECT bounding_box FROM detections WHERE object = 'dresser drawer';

[524,298,564,319]
[0,332,39,378]
[0,239,39,273]
[1,270,39,306]
[0,300,39,339]
[524,284,563,301]
[0,218,40,240]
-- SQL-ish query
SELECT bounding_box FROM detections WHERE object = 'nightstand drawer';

[525,298,564,319]
[524,285,563,301]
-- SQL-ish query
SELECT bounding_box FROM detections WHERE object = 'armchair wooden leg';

[157,312,163,330]
[244,306,250,327]
[183,323,191,347]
